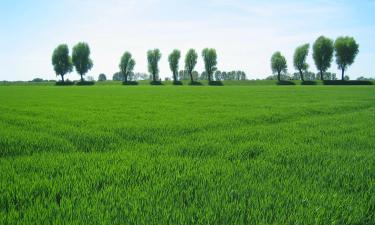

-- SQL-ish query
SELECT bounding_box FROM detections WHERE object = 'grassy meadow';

[1,84,375,224]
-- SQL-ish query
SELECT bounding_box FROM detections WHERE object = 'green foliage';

[185,49,198,83]
[168,50,181,82]
[98,74,107,81]
[334,36,359,80]
[293,44,309,81]
[147,49,162,82]
[271,52,287,81]
[72,42,93,82]
[52,44,73,82]
[1,85,375,224]
[313,36,334,80]
[202,48,218,82]
[119,52,136,83]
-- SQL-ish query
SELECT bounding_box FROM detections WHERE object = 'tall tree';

[52,44,73,82]
[147,49,162,82]
[72,42,93,82]
[119,52,136,83]
[334,36,359,80]
[202,48,217,82]
[271,51,287,81]
[313,36,334,81]
[168,49,181,82]
[185,49,198,83]
[293,44,309,81]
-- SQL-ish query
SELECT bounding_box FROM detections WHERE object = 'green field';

[1,84,375,224]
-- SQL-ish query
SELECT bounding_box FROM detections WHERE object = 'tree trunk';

[208,72,211,82]
[277,71,281,81]
[190,72,193,83]
[299,69,304,81]
[173,71,177,82]
[80,74,84,82]
[125,74,128,83]
[341,68,345,81]
[152,73,156,82]
[61,75,65,83]
[320,70,324,81]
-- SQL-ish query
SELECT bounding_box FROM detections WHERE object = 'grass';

[1,84,375,224]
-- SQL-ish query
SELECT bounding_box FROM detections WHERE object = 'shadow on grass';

[323,80,373,85]
[173,81,183,85]
[189,81,203,86]
[277,80,295,85]
[209,81,224,86]
[55,81,75,86]
[301,81,317,85]
[150,81,163,85]
[122,81,139,85]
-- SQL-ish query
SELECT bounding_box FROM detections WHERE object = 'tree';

[202,48,217,82]
[271,51,287,81]
[168,49,181,82]
[313,36,333,81]
[112,72,123,81]
[119,52,136,83]
[98,73,107,81]
[52,44,73,82]
[185,49,198,83]
[293,44,309,81]
[72,42,93,82]
[147,49,162,82]
[334,36,359,80]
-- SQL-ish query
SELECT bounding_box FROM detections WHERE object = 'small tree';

[313,36,334,81]
[334,36,359,80]
[98,73,107,81]
[271,51,287,81]
[52,44,73,82]
[202,48,218,82]
[168,49,181,82]
[72,42,93,82]
[119,52,136,83]
[185,49,198,83]
[147,49,162,82]
[293,44,309,81]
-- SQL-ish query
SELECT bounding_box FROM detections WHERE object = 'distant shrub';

[301,81,317,85]
[55,80,74,86]
[122,81,139,85]
[189,81,202,86]
[150,80,163,85]
[277,80,295,85]
[76,81,95,86]
[173,81,183,85]
[31,78,45,82]
[323,80,373,85]
[209,81,223,86]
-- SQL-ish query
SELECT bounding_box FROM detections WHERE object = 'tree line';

[52,35,359,84]
[271,36,359,81]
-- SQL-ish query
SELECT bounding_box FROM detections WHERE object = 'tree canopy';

[52,44,73,82]
[98,73,107,81]
[119,52,136,83]
[313,36,333,81]
[185,49,198,83]
[147,49,162,82]
[334,36,359,80]
[271,51,287,81]
[72,42,93,82]
[202,48,218,82]
[168,50,181,82]
[293,44,309,81]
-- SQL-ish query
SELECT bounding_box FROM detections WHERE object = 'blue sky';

[0,0,374,81]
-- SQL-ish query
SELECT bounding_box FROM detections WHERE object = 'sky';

[0,0,374,81]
